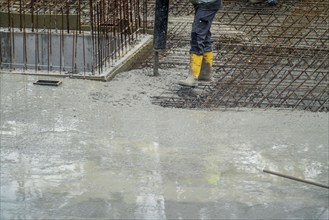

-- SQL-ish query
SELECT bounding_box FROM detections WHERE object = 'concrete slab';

[0,70,328,219]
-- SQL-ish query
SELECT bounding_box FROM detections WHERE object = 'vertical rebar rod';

[19,0,22,31]
[0,26,2,68]
[82,31,86,77]
[10,17,14,70]
[7,0,10,31]
[78,0,81,33]
[72,24,75,74]
[31,0,34,32]
[119,1,123,58]
[89,0,94,74]
[143,0,147,33]
[23,0,27,70]
[60,23,63,73]
[35,28,39,71]
[47,25,50,72]
[66,0,69,33]
[54,0,57,32]
[112,0,117,62]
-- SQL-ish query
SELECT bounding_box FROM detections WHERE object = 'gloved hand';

[267,0,278,6]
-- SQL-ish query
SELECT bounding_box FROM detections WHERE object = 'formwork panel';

[0,30,94,72]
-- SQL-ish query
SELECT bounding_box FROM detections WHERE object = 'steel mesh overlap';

[148,0,328,112]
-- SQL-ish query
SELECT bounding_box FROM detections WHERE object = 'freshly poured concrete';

[0,70,328,219]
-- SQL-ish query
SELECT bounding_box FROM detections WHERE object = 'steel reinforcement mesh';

[147,0,328,112]
[0,0,148,76]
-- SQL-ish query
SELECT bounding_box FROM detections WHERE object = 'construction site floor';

[1,70,328,219]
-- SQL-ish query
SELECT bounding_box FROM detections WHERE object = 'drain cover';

[33,80,62,86]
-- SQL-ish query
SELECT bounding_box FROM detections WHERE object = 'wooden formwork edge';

[104,35,153,81]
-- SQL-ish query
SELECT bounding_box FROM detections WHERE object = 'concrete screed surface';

[0,69,328,220]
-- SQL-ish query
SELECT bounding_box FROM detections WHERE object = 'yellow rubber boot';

[178,54,203,87]
[199,51,213,81]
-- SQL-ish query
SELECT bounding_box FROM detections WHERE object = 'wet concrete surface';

[0,71,328,219]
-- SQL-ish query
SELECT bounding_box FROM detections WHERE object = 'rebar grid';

[0,0,148,76]
[150,0,328,112]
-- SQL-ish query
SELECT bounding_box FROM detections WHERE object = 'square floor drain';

[33,80,62,86]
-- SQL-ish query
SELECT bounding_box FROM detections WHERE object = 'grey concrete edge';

[104,35,153,82]
[0,70,105,81]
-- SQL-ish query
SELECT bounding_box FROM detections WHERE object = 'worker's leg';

[199,30,214,81]
[190,8,217,82]
[179,7,218,87]
[190,8,218,55]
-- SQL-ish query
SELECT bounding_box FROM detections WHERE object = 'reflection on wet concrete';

[135,142,166,220]
[0,74,328,219]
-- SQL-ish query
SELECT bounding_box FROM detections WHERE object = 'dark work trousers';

[190,6,218,55]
